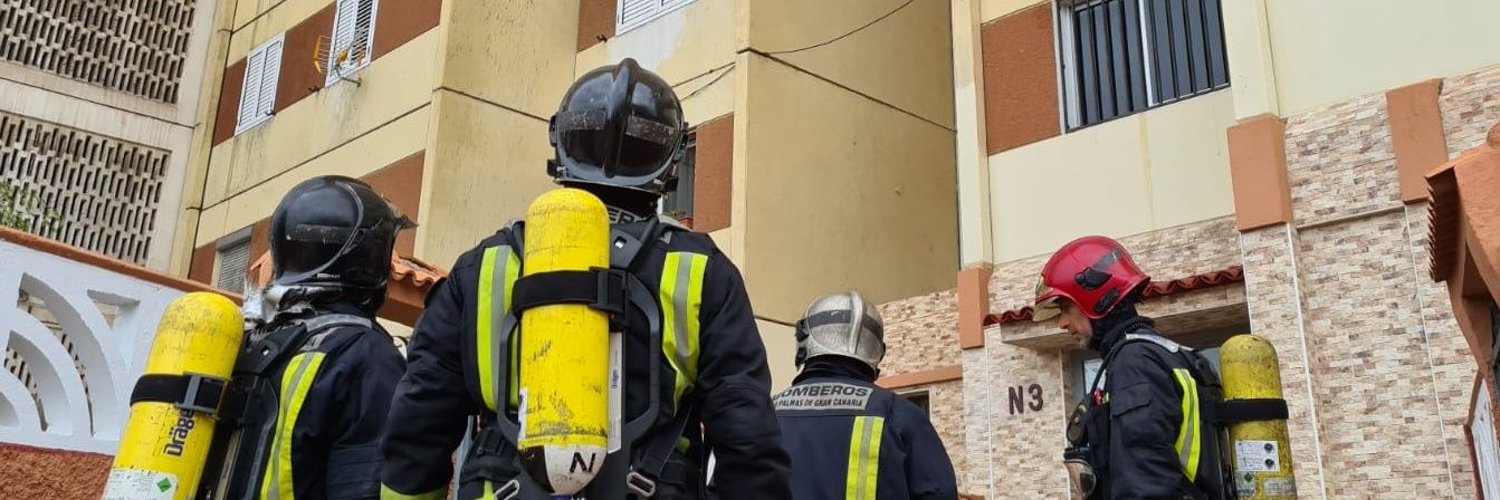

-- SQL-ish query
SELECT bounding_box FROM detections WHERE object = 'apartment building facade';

[870,0,1500,498]
[0,0,220,270]
[178,0,959,388]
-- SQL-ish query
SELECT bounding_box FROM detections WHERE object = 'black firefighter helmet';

[268,175,415,310]
[548,58,688,197]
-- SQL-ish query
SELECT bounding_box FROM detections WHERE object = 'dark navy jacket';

[774,360,958,500]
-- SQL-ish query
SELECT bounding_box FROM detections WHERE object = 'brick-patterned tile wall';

[1238,226,1328,497]
[1405,202,1480,496]
[960,347,995,495]
[1296,212,1457,498]
[1441,65,1500,157]
[978,327,1070,499]
[879,289,961,377]
[1284,93,1400,226]
[1259,70,1492,497]
[878,290,971,492]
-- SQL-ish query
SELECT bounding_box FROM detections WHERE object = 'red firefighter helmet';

[1032,236,1149,322]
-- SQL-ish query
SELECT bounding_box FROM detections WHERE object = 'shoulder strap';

[1090,329,1187,394]
[1122,332,1186,353]
[299,313,374,352]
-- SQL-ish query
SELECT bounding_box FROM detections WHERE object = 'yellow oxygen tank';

[517,187,611,495]
[103,292,242,500]
[1219,334,1297,499]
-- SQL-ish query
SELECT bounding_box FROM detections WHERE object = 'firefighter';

[200,175,412,499]
[380,58,790,499]
[1034,236,1228,500]
[773,291,958,499]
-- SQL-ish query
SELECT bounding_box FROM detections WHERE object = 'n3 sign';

[1008,384,1044,415]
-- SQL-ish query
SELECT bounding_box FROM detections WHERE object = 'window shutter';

[617,0,659,32]
[328,0,360,81]
[256,38,283,119]
[355,0,377,64]
[216,239,250,293]
[237,49,264,128]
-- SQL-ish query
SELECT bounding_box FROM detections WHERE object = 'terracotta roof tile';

[984,265,1245,326]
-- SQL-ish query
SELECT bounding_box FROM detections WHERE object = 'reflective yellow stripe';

[844,416,885,500]
[260,352,327,500]
[476,245,520,412]
[1172,368,1202,482]
[483,480,496,499]
[660,252,707,408]
[379,484,445,500]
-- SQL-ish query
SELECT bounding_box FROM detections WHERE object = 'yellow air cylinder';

[1219,334,1297,499]
[518,187,611,495]
[103,292,242,499]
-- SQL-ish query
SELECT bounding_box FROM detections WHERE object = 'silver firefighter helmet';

[794,290,886,373]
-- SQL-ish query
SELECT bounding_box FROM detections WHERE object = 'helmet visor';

[555,110,679,179]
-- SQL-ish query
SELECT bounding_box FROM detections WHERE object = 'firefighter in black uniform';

[200,175,411,499]
[380,58,790,500]
[1033,236,1229,500]
[773,290,957,500]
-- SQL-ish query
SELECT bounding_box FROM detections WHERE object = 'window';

[1057,0,1229,129]
[660,131,697,220]
[326,0,379,85]
[236,34,285,134]
[617,0,698,35]
[1069,326,1241,402]
[215,230,252,293]
[900,391,932,417]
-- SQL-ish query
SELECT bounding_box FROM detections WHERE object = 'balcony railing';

[0,227,228,454]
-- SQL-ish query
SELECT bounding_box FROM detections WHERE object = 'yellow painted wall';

[980,0,1048,23]
[988,90,1235,261]
[436,0,579,120]
[229,0,334,59]
[577,0,736,123]
[740,54,958,322]
[195,105,431,244]
[417,91,558,267]
[414,0,584,266]
[1265,0,1500,115]
[202,30,441,211]
[746,0,955,128]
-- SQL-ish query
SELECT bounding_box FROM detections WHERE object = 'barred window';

[1058,0,1229,129]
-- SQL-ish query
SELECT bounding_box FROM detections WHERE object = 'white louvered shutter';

[617,0,659,32]
[355,0,376,65]
[237,48,265,129]
[328,0,360,83]
[256,37,283,120]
